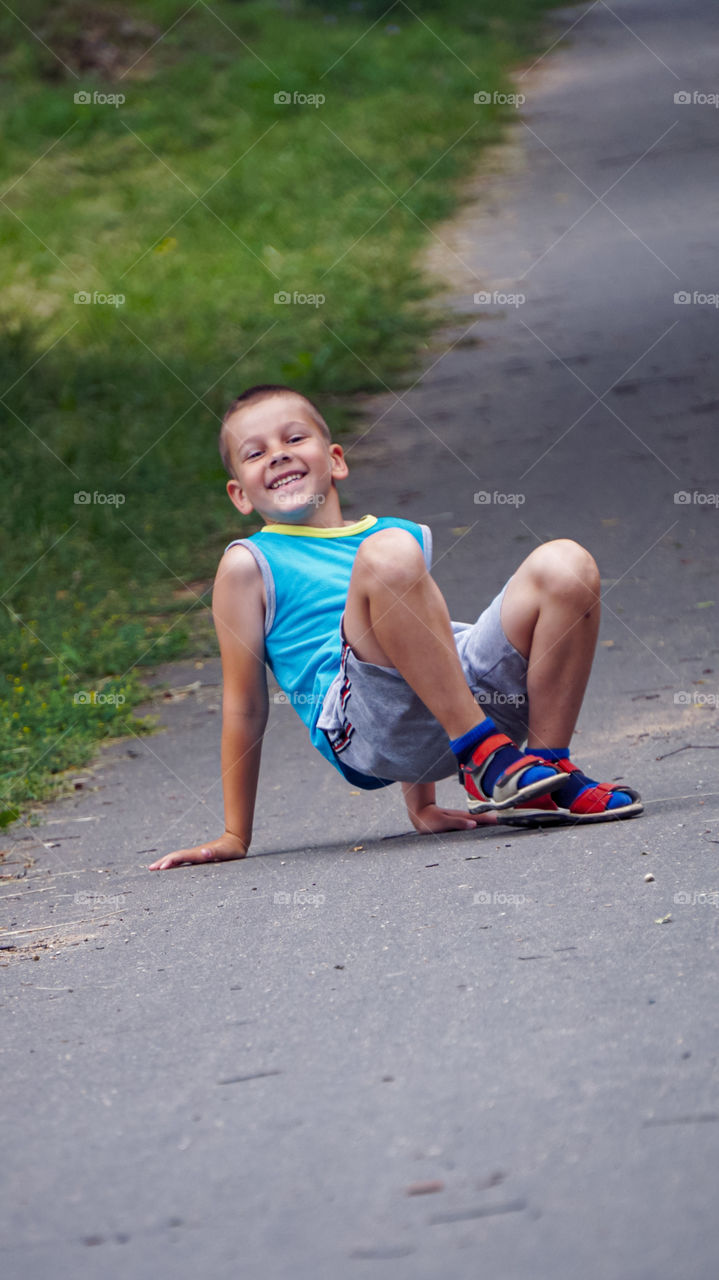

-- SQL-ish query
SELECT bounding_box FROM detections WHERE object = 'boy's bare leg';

[342,528,484,741]
[344,530,601,751]
[499,539,601,748]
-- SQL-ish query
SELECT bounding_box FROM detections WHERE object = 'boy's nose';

[269,448,291,465]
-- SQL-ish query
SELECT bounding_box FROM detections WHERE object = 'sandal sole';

[500,800,644,826]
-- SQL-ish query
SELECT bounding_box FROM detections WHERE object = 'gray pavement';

[3,2,719,1277]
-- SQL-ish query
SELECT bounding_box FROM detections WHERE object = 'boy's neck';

[263,490,351,529]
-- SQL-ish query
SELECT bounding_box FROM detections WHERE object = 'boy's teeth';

[272,474,302,488]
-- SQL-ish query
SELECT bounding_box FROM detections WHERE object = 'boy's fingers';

[149,854,183,870]
[446,808,498,827]
[432,808,499,831]
[149,847,207,870]
[148,841,247,869]
[414,808,477,833]
[440,808,478,828]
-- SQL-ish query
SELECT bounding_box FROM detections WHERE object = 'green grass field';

[0,0,557,817]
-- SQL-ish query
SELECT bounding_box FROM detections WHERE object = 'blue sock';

[450,718,556,794]
[530,748,631,809]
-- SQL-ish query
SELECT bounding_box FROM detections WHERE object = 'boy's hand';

[401,780,498,834]
[408,802,486,833]
[148,832,248,871]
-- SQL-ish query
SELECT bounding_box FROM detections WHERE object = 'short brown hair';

[219,384,330,478]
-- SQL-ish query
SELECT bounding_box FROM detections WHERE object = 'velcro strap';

[570,784,615,814]
[469,731,511,770]
[499,754,549,782]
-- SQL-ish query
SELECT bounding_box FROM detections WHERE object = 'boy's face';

[224,394,348,525]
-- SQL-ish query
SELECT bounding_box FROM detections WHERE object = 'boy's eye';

[245,449,263,460]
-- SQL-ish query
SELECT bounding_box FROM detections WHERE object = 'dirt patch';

[27,4,164,82]
[0,931,100,963]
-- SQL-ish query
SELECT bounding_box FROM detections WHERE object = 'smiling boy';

[149,384,641,870]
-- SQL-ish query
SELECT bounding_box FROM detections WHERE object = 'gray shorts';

[316,578,529,784]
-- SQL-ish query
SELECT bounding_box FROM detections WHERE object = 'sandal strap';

[494,753,551,784]
[462,740,560,804]
[563,773,639,815]
[460,731,512,789]
[467,735,551,783]
[469,731,512,769]
[569,785,617,815]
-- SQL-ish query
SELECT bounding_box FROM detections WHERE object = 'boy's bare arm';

[149,548,268,869]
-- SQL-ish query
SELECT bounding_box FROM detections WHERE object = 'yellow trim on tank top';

[260,514,377,538]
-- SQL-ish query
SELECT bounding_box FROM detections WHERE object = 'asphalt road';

[3,2,719,1277]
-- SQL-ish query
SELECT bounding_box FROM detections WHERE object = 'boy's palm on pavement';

[408,803,497,834]
[149,832,247,870]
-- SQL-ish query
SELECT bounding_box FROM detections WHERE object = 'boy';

[149,385,641,870]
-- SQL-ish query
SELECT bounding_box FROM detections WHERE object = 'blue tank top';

[225,515,432,789]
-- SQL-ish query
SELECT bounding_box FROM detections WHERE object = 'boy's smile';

[267,470,306,490]
[224,393,349,527]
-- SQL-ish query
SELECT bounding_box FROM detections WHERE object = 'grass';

[0,0,558,813]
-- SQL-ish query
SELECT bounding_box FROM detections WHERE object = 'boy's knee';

[354,528,426,589]
[531,539,600,598]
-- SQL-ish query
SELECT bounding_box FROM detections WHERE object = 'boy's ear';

[226,478,254,516]
[330,443,349,480]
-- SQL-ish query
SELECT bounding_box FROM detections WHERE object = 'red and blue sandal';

[460,731,570,815]
[500,758,643,825]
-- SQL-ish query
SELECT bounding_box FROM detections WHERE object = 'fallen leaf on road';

[162,681,201,700]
